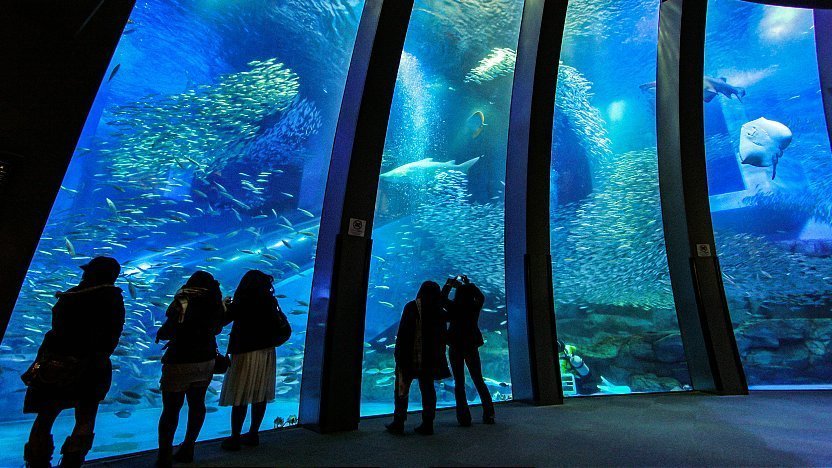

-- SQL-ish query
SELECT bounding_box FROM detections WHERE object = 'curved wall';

[360,0,524,416]
[550,0,692,396]
[704,0,832,387]
[0,0,363,461]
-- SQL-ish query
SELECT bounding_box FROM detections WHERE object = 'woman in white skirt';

[220,270,290,451]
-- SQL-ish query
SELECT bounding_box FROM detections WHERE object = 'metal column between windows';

[298,0,414,433]
[656,0,748,395]
[504,0,568,406]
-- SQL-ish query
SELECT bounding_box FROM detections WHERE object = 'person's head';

[416,281,441,310]
[184,270,219,291]
[80,256,120,285]
[233,270,274,303]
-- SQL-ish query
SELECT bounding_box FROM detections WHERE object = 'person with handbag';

[219,270,291,451]
[22,256,125,468]
[155,271,225,467]
[385,281,451,436]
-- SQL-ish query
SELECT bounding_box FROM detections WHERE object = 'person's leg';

[448,346,471,425]
[387,369,412,433]
[231,405,247,438]
[415,377,436,435]
[26,409,60,467]
[238,401,266,446]
[59,401,99,467]
[172,385,208,463]
[158,391,185,465]
[222,404,247,451]
[464,347,495,422]
[249,401,267,434]
[183,385,209,444]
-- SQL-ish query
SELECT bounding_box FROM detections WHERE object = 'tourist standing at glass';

[155,271,225,467]
[220,270,291,451]
[442,275,495,425]
[22,257,125,468]
[385,281,451,436]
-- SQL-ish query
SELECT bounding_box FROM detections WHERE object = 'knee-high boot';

[58,433,94,468]
[24,434,54,468]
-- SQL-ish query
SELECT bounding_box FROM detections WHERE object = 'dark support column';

[656,0,747,395]
[0,0,135,342]
[504,0,568,406]
[816,9,832,152]
[299,0,413,433]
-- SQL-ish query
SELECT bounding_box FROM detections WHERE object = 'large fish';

[638,76,746,103]
[379,157,480,183]
[739,117,792,180]
[703,76,745,103]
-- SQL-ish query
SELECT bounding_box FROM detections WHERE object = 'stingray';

[739,117,792,180]
[465,111,486,139]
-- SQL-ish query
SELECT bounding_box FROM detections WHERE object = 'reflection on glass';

[0,0,363,462]
[704,0,832,387]
[360,0,523,416]
[550,0,691,396]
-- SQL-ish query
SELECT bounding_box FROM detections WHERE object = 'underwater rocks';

[734,317,832,385]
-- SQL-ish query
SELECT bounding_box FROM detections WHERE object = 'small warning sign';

[348,218,366,237]
[696,244,712,257]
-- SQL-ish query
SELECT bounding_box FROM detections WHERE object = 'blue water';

[0,0,363,464]
[2,0,831,464]
[704,0,832,386]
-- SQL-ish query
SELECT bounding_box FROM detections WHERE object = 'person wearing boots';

[385,281,451,436]
[22,257,125,468]
[441,275,495,426]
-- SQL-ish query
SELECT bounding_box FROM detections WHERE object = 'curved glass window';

[550,0,691,396]
[360,0,523,416]
[0,0,363,462]
[704,0,832,387]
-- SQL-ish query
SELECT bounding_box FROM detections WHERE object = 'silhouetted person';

[442,275,495,426]
[220,270,291,451]
[155,271,224,467]
[22,256,125,468]
[385,281,451,436]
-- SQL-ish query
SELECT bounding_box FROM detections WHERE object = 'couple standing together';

[386,275,495,436]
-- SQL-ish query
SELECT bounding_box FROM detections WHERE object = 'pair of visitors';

[385,275,495,436]
[155,269,289,466]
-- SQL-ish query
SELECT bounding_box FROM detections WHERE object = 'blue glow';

[0,0,363,462]
[550,0,691,396]
[360,0,524,415]
[704,0,832,386]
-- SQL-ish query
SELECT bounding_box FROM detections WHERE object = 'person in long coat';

[23,256,125,468]
[385,281,451,436]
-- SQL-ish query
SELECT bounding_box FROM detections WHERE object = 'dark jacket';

[156,287,223,364]
[394,300,451,381]
[24,283,125,413]
[442,283,485,349]
[224,297,285,355]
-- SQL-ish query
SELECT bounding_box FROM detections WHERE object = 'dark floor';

[92,391,832,467]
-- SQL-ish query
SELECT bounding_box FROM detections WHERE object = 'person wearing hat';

[22,256,125,468]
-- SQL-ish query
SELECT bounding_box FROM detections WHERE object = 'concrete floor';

[92,391,832,467]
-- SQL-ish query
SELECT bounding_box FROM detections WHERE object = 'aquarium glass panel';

[550,0,691,397]
[0,0,363,462]
[360,0,523,416]
[704,0,832,387]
